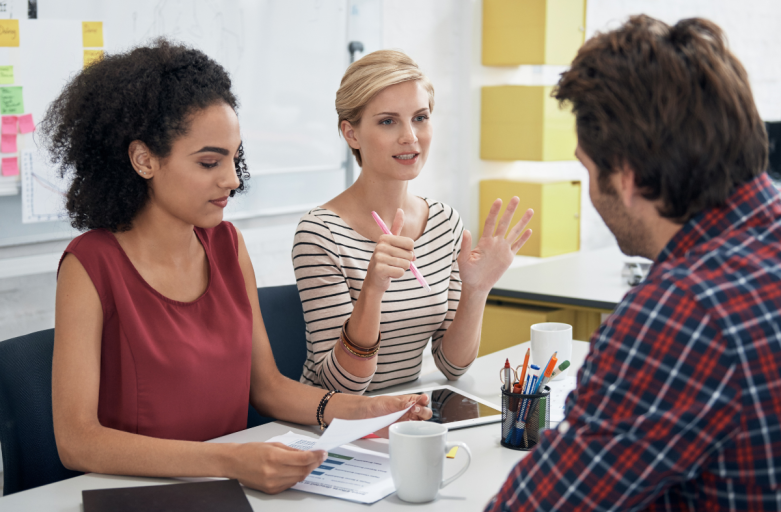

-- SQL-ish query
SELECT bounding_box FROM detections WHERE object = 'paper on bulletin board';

[12,19,85,221]
[21,149,68,223]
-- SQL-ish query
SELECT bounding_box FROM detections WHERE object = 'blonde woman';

[293,50,533,394]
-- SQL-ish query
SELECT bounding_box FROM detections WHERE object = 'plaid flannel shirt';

[487,173,781,511]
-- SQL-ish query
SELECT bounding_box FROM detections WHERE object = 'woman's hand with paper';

[228,441,327,494]
[366,393,431,438]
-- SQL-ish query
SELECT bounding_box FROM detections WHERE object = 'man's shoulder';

[639,230,781,320]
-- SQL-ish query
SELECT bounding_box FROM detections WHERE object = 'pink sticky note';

[1,156,18,176]
[1,115,16,135]
[18,113,34,134]
[1,133,16,153]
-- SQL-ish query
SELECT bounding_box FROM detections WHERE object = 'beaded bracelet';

[341,319,381,358]
[317,390,341,431]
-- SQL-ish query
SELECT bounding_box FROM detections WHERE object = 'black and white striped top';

[292,199,470,394]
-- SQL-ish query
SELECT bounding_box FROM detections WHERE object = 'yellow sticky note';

[82,21,103,47]
[0,66,13,85]
[83,50,104,68]
[446,446,458,459]
[0,20,20,47]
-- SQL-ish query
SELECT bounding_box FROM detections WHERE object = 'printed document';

[547,376,577,422]
[267,431,395,504]
[310,405,411,451]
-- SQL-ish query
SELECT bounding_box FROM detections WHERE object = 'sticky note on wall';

[83,50,104,68]
[0,86,24,115]
[18,113,34,133]
[2,115,16,135]
[0,66,13,85]
[0,20,20,47]
[1,133,16,153]
[82,22,103,47]
[1,156,18,176]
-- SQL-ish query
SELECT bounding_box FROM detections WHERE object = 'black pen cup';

[500,386,550,451]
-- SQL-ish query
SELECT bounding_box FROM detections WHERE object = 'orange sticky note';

[0,20,19,47]
[1,133,16,153]
[18,113,33,133]
[83,49,104,68]
[82,21,103,47]
[1,115,16,135]
[1,156,18,176]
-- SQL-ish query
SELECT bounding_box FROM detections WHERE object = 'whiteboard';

[0,0,351,243]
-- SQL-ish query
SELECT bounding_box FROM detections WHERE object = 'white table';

[0,341,591,511]
[492,245,641,311]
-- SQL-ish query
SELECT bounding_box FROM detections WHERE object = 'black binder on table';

[82,479,253,512]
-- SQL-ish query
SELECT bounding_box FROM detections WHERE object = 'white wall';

[391,0,781,245]
[1,0,779,336]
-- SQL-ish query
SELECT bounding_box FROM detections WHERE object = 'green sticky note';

[0,66,13,85]
[0,86,23,115]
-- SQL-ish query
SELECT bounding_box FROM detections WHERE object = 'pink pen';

[371,211,431,291]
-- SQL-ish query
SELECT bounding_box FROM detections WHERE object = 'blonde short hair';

[335,49,435,166]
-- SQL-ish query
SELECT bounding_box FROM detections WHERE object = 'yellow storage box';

[479,302,574,357]
[481,85,576,161]
[480,179,580,258]
[482,0,587,66]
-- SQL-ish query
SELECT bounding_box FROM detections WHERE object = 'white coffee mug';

[530,322,573,380]
[389,422,471,503]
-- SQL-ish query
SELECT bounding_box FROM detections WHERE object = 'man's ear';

[341,120,361,151]
[615,160,638,209]
[128,140,158,179]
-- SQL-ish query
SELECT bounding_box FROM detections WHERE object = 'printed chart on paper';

[21,148,68,222]
[266,432,395,504]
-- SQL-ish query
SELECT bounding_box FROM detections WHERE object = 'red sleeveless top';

[59,222,253,442]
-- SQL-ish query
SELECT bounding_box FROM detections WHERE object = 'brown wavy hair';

[554,15,768,223]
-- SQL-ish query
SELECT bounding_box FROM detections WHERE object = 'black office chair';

[247,284,309,428]
[0,329,82,496]
[0,285,307,494]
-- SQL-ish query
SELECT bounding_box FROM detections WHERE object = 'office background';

[0,0,779,480]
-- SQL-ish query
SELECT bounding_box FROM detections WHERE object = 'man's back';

[487,174,781,511]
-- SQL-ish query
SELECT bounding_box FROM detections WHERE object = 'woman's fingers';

[378,234,414,251]
[390,208,405,236]
[493,196,521,239]
[506,208,534,243]
[481,199,502,238]
[510,229,533,253]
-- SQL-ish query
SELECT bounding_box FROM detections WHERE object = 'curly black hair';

[40,38,250,232]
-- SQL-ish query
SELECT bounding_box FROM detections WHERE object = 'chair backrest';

[0,329,82,496]
[247,284,308,428]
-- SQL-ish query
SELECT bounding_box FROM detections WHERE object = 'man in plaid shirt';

[487,15,781,511]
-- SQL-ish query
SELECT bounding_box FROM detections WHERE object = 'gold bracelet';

[342,319,381,355]
[341,335,380,359]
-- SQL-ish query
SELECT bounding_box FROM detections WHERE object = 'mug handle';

[440,442,471,489]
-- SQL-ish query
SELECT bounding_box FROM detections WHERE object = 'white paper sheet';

[310,405,412,452]
[547,376,577,422]
[267,432,395,504]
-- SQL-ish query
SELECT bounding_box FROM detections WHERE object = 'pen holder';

[500,386,550,451]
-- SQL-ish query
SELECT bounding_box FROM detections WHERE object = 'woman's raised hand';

[365,209,416,293]
[230,442,327,494]
[457,197,533,294]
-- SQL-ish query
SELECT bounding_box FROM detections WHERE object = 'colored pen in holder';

[500,385,550,451]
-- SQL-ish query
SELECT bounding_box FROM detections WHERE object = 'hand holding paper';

[311,405,413,452]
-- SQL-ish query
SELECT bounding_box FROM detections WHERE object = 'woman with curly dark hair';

[47,39,429,494]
